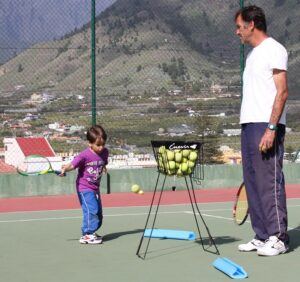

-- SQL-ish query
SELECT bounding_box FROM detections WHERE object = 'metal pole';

[239,0,245,97]
[91,0,96,126]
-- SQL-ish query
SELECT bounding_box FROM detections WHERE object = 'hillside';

[0,0,115,63]
[0,0,299,100]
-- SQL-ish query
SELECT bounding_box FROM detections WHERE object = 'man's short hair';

[235,5,267,32]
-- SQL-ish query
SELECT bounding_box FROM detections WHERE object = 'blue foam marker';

[143,229,196,241]
[212,257,248,279]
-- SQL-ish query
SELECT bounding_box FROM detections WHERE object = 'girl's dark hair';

[235,5,267,32]
[86,125,107,144]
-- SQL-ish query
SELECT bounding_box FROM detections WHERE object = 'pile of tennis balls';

[157,146,198,176]
[131,184,144,194]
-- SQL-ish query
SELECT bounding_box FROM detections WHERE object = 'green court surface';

[1,199,300,282]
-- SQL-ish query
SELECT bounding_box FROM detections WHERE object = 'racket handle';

[54,170,66,176]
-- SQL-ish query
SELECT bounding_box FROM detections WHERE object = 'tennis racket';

[17,155,62,176]
[232,182,249,225]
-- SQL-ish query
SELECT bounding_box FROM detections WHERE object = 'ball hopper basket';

[151,140,204,183]
[136,140,219,259]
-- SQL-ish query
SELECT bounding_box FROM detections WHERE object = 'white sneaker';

[79,234,103,244]
[257,236,288,256]
[93,233,103,241]
[238,239,265,252]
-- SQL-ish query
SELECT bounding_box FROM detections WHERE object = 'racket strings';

[18,156,51,174]
[235,188,248,224]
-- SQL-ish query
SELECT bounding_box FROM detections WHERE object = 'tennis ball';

[158,146,166,154]
[182,149,190,158]
[180,163,188,172]
[167,169,176,175]
[175,152,182,163]
[189,151,198,161]
[166,150,175,161]
[187,160,195,168]
[182,157,188,163]
[138,190,144,195]
[131,184,140,193]
[168,161,176,170]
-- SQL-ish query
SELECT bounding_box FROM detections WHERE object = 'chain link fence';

[0,0,299,174]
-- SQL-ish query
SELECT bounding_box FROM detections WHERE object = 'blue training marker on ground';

[144,229,196,241]
[212,257,248,279]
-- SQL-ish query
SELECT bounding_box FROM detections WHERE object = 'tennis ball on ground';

[131,184,140,193]
[138,190,144,195]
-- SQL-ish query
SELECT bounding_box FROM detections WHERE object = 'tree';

[192,110,223,164]
[17,63,24,72]
[274,0,286,7]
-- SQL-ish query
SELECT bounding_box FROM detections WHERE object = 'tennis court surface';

[1,186,300,282]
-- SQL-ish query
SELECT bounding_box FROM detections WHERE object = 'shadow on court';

[198,235,240,246]
[137,235,240,260]
[103,228,144,241]
[288,225,300,252]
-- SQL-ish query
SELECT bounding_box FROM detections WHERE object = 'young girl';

[61,125,109,244]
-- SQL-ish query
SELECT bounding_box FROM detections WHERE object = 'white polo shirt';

[240,37,288,125]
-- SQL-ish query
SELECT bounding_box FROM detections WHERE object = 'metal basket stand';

[136,141,219,259]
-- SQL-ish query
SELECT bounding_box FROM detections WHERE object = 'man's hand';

[259,129,276,153]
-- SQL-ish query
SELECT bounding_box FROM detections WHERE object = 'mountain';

[0,0,299,98]
[0,0,116,63]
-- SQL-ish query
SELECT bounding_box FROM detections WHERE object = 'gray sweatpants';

[241,123,289,244]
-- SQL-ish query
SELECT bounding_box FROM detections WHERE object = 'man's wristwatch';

[267,123,277,131]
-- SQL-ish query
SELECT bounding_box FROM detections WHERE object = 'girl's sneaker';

[79,234,102,244]
[93,233,103,241]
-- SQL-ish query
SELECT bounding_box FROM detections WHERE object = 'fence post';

[91,0,96,126]
[106,173,111,194]
[239,0,245,97]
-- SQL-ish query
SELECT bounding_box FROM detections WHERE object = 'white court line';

[184,211,300,232]
[2,199,300,216]
[1,203,300,225]
[0,210,188,224]
[0,202,230,215]
[0,208,233,224]
[0,216,81,223]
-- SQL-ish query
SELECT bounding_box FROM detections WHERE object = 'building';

[30,93,42,102]
[0,159,16,173]
[3,137,61,170]
[223,129,241,136]
[218,146,242,164]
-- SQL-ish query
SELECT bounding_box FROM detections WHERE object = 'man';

[235,5,289,256]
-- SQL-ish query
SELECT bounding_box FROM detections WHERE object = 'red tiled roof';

[0,159,17,173]
[16,137,55,157]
